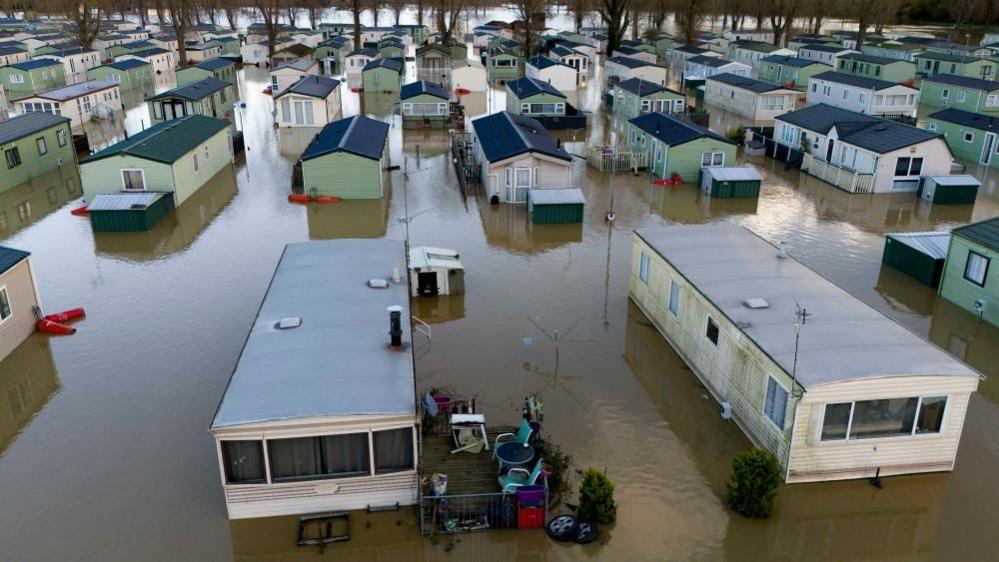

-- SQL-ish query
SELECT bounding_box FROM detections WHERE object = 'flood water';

[1,10,999,562]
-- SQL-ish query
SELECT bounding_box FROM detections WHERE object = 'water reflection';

[0,167,81,238]
[479,203,583,255]
[0,337,60,459]
[306,198,390,239]
[362,91,398,119]
[412,294,466,324]
[278,125,321,158]
[92,165,238,262]
[646,183,760,223]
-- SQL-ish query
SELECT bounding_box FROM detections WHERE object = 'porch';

[418,427,548,535]
[801,153,875,194]
[586,146,649,172]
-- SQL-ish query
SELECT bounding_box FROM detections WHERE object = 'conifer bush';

[726,448,782,518]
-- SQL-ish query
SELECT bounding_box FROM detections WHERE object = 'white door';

[514,168,532,203]
[982,133,996,165]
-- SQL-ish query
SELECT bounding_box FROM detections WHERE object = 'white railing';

[412,315,431,340]
[801,153,875,194]
[586,147,649,172]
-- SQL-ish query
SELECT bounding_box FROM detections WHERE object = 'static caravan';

[668,45,722,67]
[835,53,916,83]
[148,77,235,124]
[470,111,573,204]
[80,115,233,207]
[269,59,320,93]
[919,75,999,115]
[939,217,999,327]
[549,45,589,75]
[210,238,418,519]
[0,246,41,362]
[409,246,465,296]
[525,56,577,92]
[612,78,686,119]
[299,115,389,199]
[362,58,403,94]
[35,47,100,84]
[0,112,75,193]
[612,46,657,64]
[683,55,750,85]
[703,73,798,122]
[914,52,999,79]
[274,75,342,128]
[781,104,954,193]
[806,71,919,118]
[400,80,449,129]
[726,40,793,70]
[630,223,981,483]
[757,55,830,90]
[797,44,856,66]
[16,80,121,131]
[626,112,737,181]
[118,48,174,75]
[926,108,999,168]
[604,56,667,87]
[86,59,153,91]
[175,58,237,87]
[0,59,66,100]
[344,48,378,78]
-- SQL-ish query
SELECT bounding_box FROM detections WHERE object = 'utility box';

[918,175,980,205]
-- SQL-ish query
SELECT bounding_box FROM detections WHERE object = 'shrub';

[536,438,573,508]
[577,468,616,524]
[725,448,782,518]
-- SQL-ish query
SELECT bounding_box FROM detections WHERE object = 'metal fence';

[418,488,548,535]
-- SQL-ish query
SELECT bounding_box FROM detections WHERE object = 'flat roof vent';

[277,316,302,329]
[743,298,770,309]
[368,278,389,289]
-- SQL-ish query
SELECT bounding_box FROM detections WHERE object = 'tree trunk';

[352,6,362,48]
[372,7,380,27]
[416,0,424,27]
[631,10,639,39]
[225,8,238,30]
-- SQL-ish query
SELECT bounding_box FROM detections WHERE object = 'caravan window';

[221,440,266,484]
[763,376,789,430]
[964,251,989,286]
[820,396,947,441]
[374,428,415,474]
[268,434,371,482]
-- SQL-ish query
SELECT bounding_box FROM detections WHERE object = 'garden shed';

[408,246,465,297]
[527,187,585,224]
[87,192,173,232]
[699,166,763,198]
[882,231,951,287]
[918,175,981,205]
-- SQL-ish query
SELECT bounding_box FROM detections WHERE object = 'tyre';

[573,520,599,544]
[545,514,577,541]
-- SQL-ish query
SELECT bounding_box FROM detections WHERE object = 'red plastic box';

[517,506,544,529]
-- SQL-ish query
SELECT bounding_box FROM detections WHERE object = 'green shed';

[527,188,585,224]
[87,191,173,232]
[698,166,763,198]
[918,175,981,205]
[882,231,950,287]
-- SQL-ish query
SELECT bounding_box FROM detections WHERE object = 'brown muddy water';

[2,19,999,562]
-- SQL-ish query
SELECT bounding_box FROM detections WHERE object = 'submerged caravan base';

[630,224,981,483]
[210,239,417,519]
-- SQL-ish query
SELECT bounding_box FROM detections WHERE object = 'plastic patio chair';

[498,458,544,493]
[492,419,534,460]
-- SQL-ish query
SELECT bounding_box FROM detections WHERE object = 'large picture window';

[267,433,371,482]
[820,396,947,441]
[221,440,266,484]
[374,428,414,474]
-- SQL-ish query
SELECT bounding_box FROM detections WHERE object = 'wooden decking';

[420,426,517,495]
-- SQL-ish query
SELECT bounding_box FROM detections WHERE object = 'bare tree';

[433,0,464,44]
[596,0,629,55]
[59,0,105,48]
[164,0,194,63]
[673,0,704,45]
[221,0,239,30]
[304,0,323,29]
[339,0,365,47]
[566,0,593,30]
[767,0,801,46]
[511,0,547,57]
[254,0,282,61]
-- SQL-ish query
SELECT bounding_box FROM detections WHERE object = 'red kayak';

[37,319,76,335]
[44,307,86,323]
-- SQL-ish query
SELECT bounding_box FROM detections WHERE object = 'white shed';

[451,60,488,93]
[409,246,465,297]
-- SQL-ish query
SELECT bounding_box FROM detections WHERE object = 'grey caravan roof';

[211,239,416,429]
[636,224,980,388]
